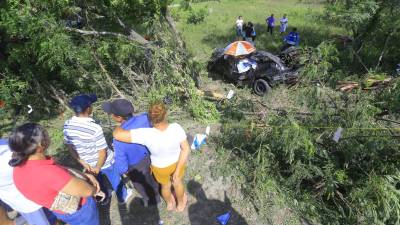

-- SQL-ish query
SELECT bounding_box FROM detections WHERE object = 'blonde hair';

[148,102,167,125]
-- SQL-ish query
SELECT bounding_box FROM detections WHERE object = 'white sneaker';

[120,188,133,204]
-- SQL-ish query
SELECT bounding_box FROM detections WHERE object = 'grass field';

[173,0,342,63]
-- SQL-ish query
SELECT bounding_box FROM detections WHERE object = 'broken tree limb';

[196,89,226,100]
[375,27,397,69]
[165,8,185,49]
[92,52,126,98]
[48,84,72,112]
[66,27,149,46]
[375,117,400,125]
[115,17,150,45]
[336,81,359,92]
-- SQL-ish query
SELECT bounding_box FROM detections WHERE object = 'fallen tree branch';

[92,52,126,98]
[375,117,400,125]
[115,17,150,45]
[165,8,185,49]
[375,27,397,69]
[196,89,226,100]
[48,84,72,112]
[66,27,149,46]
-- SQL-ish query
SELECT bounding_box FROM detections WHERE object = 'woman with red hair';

[113,102,190,212]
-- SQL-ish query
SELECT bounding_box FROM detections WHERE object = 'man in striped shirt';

[63,94,131,204]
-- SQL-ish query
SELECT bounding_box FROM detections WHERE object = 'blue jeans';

[20,208,57,225]
[0,200,56,225]
[53,197,99,225]
[99,163,127,202]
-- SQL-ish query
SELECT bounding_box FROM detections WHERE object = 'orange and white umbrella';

[224,41,256,56]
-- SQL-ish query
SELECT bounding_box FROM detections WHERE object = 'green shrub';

[187,8,208,24]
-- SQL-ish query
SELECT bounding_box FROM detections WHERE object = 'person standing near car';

[280,14,288,33]
[282,27,300,51]
[244,22,256,46]
[63,94,132,204]
[266,14,275,35]
[235,16,244,40]
[102,99,160,207]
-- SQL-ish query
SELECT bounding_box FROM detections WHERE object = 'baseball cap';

[102,99,134,117]
[69,94,97,113]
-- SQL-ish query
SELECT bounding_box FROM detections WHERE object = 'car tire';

[253,79,271,96]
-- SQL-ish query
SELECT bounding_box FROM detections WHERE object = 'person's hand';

[79,160,91,172]
[90,166,101,175]
[84,173,100,194]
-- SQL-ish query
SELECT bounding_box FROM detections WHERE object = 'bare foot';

[176,193,188,212]
[166,197,176,211]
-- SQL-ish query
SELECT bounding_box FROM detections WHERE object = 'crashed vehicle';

[207,46,301,96]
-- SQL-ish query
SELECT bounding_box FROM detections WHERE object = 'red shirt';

[13,157,73,209]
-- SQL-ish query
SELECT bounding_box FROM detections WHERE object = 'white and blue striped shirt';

[63,116,114,169]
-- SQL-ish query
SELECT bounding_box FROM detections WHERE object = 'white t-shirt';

[0,140,42,213]
[129,123,187,168]
[236,19,244,29]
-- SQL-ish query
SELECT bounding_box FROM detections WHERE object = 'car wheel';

[253,79,271,96]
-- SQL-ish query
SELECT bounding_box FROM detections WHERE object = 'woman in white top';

[113,102,190,212]
[280,14,288,33]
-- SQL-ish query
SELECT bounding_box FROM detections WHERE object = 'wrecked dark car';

[207,46,301,96]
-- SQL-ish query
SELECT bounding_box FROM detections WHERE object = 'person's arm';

[65,144,91,172]
[114,141,129,175]
[60,177,97,197]
[113,126,133,143]
[92,128,109,174]
[92,149,107,175]
[173,139,190,182]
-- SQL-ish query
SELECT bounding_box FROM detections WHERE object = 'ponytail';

[8,123,50,167]
[9,152,29,167]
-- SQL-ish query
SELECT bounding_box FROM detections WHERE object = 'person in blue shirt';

[102,99,160,207]
[282,27,300,51]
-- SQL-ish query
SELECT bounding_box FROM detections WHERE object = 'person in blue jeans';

[103,99,161,207]
[64,94,132,204]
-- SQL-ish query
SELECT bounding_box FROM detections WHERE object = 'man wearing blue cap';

[102,99,160,207]
[63,94,131,204]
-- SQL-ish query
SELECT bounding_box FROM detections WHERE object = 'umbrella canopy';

[224,41,256,56]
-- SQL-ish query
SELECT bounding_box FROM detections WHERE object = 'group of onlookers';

[0,95,190,225]
[235,14,299,49]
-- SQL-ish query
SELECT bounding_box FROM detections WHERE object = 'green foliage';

[0,0,217,122]
[0,76,28,114]
[324,0,400,71]
[187,8,208,24]
[300,42,339,84]
[216,85,400,224]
